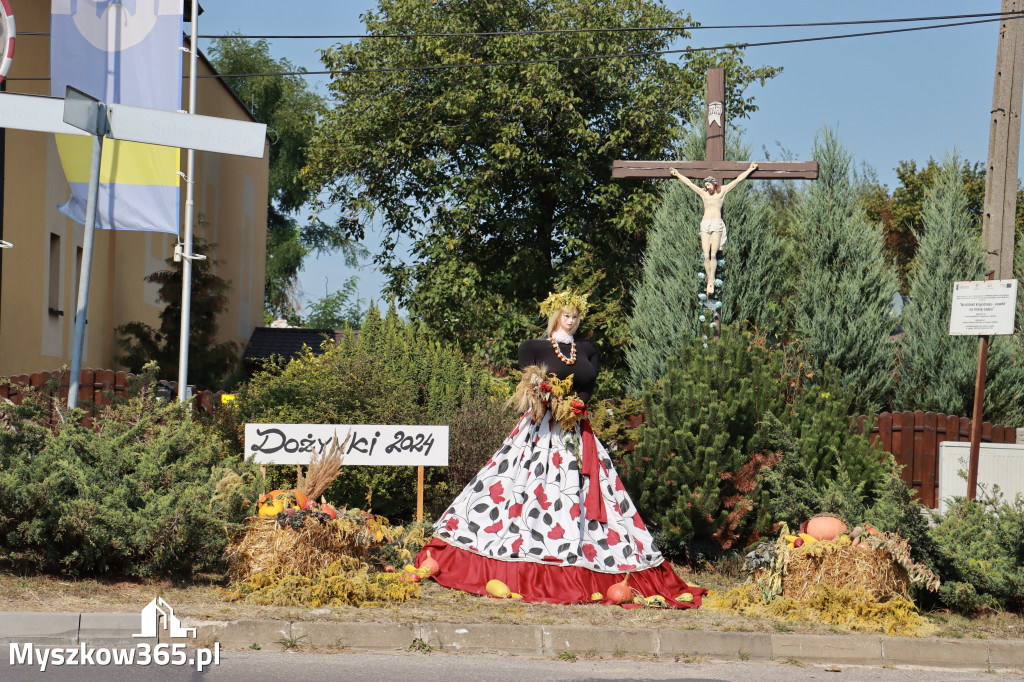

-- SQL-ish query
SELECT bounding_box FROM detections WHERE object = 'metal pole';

[68,124,105,410]
[177,1,200,402]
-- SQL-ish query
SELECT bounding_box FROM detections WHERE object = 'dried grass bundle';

[509,365,549,422]
[225,514,371,582]
[296,430,349,500]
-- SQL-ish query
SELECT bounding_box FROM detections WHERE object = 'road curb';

[1,612,1022,670]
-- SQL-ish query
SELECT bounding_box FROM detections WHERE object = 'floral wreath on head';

[539,289,589,320]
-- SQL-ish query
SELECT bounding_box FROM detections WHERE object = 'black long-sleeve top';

[518,337,600,404]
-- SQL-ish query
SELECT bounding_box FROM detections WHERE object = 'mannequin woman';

[417,291,705,607]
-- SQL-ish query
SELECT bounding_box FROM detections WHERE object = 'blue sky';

[197,1,1007,313]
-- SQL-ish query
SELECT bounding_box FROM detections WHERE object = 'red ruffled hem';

[416,538,707,608]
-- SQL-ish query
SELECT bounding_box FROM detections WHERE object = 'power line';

[17,11,1023,41]
[7,15,1012,82]
[192,11,1022,40]
[205,16,1009,80]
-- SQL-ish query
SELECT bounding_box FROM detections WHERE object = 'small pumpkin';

[486,579,511,598]
[259,489,285,506]
[258,498,285,517]
[805,515,848,541]
[606,574,632,604]
[419,550,440,578]
[289,489,308,509]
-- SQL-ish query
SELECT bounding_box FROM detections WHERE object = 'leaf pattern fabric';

[434,413,663,573]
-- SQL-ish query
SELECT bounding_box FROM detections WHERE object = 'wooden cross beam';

[611,68,818,182]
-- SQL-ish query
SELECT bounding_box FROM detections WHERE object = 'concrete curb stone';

[2,612,1024,671]
[660,630,771,661]
[0,612,79,644]
[770,633,882,665]
[989,639,1024,669]
[419,622,542,655]
[541,624,659,657]
[78,612,155,646]
[292,621,417,652]
[880,636,993,669]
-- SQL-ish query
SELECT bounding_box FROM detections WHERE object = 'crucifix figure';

[669,163,758,294]
[613,68,818,300]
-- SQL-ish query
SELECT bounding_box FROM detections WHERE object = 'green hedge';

[0,368,260,578]
[217,303,513,521]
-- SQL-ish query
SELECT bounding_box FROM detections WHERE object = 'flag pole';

[177,0,199,402]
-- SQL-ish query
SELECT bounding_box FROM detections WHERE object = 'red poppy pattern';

[435,412,663,573]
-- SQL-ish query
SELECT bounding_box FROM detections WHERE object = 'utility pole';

[982,0,1024,279]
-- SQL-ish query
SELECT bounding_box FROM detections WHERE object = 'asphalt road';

[3,650,1022,682]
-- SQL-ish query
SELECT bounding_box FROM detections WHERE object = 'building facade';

[0,3,268,378]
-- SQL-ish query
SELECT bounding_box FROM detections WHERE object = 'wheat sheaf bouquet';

[511,365,587,430]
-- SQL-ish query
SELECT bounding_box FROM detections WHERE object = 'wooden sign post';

[949,275,1019,500]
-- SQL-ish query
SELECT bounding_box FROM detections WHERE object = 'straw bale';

[225,515,374,582]
[757,540,910,603]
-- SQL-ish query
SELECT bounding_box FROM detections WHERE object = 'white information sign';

[244,423,449,466]
[949,279,1018,336]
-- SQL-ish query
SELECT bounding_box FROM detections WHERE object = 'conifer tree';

[791,128,898,409]
[623,325,785,555]
[895,155,985,414]
[894,155,1024,424]
[626,126,791,392]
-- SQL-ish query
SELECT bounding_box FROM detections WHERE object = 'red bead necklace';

[550,335,576,365]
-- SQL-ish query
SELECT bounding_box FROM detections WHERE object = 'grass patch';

[0,566,1021,641]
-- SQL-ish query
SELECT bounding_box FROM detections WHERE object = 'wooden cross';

[612,68,818,183]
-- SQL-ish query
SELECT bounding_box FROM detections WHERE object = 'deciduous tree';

[305,0,779,373]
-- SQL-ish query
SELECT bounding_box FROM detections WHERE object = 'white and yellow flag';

[50,0,183,233]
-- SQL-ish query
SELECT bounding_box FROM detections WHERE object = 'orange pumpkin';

[259,489,285,506]
[805,515,848,541]
[289,489,308,509]
[606,574,632,604]
[419,549,440,577]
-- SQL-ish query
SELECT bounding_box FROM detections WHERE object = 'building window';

[48,233,62,316]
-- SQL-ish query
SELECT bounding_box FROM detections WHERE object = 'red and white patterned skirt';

[417,412,706,607]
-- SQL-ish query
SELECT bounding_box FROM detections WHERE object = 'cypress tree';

[623,326,783,555]
[895,155,1024,424]
[791,128,899,409]
[896,154,985,415]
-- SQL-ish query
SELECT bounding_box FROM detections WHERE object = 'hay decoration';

[225,514,371,582]
[223,558,421,608]
[777,536,911,602]
[223,508,430,608]
[510,365,550,422]
[296,430,350,501]
[704,584,923,637]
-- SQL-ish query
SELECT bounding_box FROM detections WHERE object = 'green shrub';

[929,494,1024,613]
[624,326,899,560]
[218,303,510,521]
[622,325,786,558]
[0,368,260,578]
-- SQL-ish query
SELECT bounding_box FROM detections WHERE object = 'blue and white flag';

[50,0,183,233]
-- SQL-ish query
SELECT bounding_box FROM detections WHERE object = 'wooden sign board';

[244,423,449,466]
[949,279,1018,336]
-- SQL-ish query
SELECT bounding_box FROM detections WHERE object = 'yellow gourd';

[486,579,511,598]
